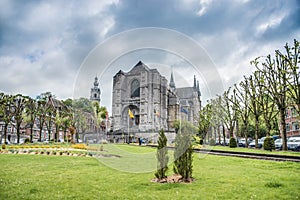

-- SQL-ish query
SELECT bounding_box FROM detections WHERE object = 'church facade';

[111,61,201,133]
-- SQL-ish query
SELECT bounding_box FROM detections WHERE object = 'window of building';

[285,109,289,118]
[291,108,298,117]
[286,123,290,132]
[292,122,299,131]
[131,79,140,98]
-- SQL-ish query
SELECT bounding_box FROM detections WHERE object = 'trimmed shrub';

[71,143,87,150]
[2,144,6,149]
[24,138,30,143]
[155,129,169,179]
[173,121,195,181]
[263,137,275,151]
[209,138,216,146]
[229,138,237,148]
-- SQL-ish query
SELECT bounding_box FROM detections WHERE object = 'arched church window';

[131,79,140,98]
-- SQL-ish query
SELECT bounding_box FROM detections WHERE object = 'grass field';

[0,144,299,200]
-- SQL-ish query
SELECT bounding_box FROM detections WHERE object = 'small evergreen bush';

[173,121,194,181]
[263,137,275,151]
[24,138,30,143]
[155,129,169,179]
[209,138,216,146]
[199,138,203,145]
[229,137,237,148]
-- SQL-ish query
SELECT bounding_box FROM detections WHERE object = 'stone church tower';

[111,61,168,132]
[90,76,101,103]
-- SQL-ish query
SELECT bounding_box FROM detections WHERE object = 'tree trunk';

[16,123,21,144]
[229,125,234,138]
[266,120,271,137]
[222,125,226,146]
[218,126,221,145]
[255,115,259,148]
[3,123,8,144]
[55,125,59,142]
[244,121,249,148]
[279,108,287,151]
[30,124,34,143]
[48,126,51,141]
[39,126,42,142]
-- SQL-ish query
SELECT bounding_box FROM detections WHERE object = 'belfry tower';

[90,76,101,103]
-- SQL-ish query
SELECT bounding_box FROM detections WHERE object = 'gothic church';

[111,61,201,133]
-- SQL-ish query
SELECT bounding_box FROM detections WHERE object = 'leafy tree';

[93,101,107,142]
[74,109,88,142]
[210,98,223,145]
[24,97,38,142]
[37,91,55,100]
[198,103,212,142]
[12,94,28,143]
[73,98,94,113]
[155,129,169,179]
[61,111,73,142]
[54,110,62,142]
[36,99,47,142]
[172,120,180,133]
[0,94,14,144]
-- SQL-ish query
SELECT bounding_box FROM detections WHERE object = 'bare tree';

[234,78,251,147]
[253,71,278,137]
[278,39,300,114]
[219,88,238,139]
[253,53,289,150]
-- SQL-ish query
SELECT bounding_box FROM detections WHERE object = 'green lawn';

[0,144,299,200]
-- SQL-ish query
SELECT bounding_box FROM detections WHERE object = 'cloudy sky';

[0,0,299,112]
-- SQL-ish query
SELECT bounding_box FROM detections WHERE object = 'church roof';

[176,87,196,99]
[128,61,150,74]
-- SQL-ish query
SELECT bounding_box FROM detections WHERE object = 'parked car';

[287,137,300,151]
[249,138,264,148]
[238,138,253,147]
[272,135,280,141]
[274,138,282,150]
[13,138,24,144]
[1,139,11,144]
[220,138,230,146]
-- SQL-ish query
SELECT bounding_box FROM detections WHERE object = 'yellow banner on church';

[128,109,134,118]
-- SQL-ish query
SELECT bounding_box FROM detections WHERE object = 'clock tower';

[90,76,101,103]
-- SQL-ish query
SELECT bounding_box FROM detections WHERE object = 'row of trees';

[0,91,107,144]
[198,39,299,150]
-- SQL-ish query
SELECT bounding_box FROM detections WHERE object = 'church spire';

[169,72,176,91]
[197,80,201,97]
[193,75,197,89]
